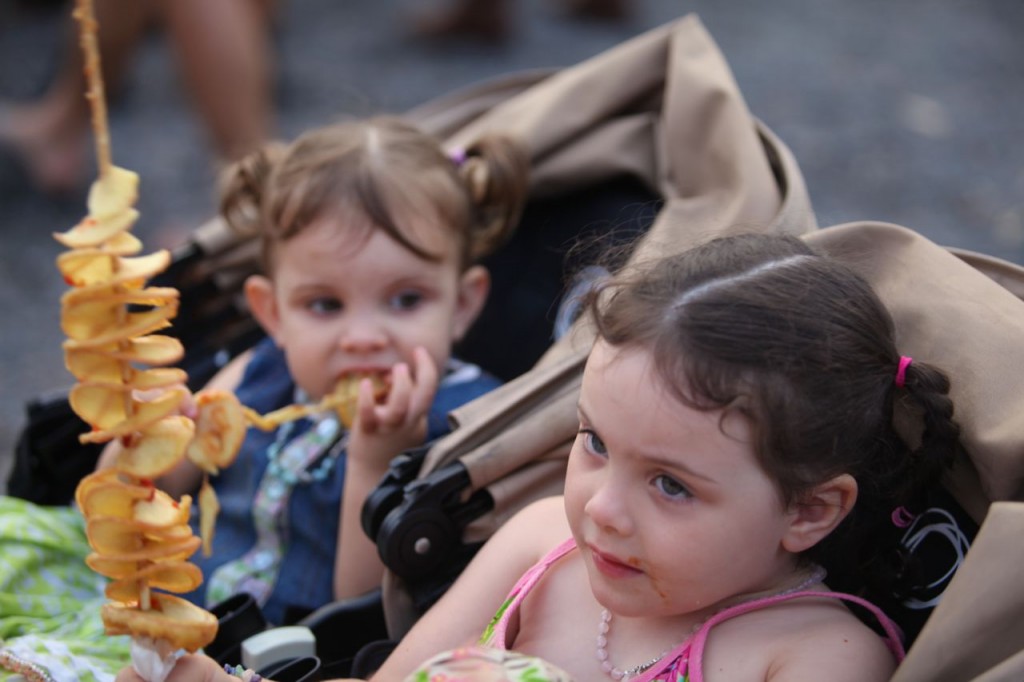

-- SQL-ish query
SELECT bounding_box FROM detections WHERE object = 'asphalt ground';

[1,0,1022,492]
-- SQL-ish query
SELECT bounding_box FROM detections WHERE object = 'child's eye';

[307,297,342,314]
[578,428,608,457]
[389,291,424,311]
[653,474,691,500]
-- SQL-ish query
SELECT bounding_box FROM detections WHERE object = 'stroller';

[306,16,1024,682]
[7,14,1024,682]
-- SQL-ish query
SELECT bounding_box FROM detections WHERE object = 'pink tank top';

[481,538,905,682]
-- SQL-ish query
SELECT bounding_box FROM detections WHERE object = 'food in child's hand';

[330,372,389,429]
[241,372,389,431]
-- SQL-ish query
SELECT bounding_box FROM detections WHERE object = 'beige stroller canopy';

[387,14,1024,682]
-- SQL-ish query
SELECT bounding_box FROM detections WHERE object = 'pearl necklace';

[595,566,827,680]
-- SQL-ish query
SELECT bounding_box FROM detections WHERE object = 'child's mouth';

[589,545,643,579]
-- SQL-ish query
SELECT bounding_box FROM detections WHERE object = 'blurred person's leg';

[158,0,276,165]
[409,0,628,43]
[0,0,152,193]
[410,0,511,43]
[564,0,629,21]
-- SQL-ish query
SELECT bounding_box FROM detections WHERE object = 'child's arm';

[94,348,252,498]
[334,347,439,600]
[367,496,568,681]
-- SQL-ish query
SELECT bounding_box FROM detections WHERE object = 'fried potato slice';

[85,553,142,580]
[133,490,190,527]
[100,231,143,256]
[64,349,127,384]
[54,208,139,250]
[61,295,179,345]
[104,561,203,601]
[112,416,195,478]
[185,390,246,475]
[57,249,171,288]
[102,592,218,653]
[64,336,185,370]
[75,468,126,510]
[87,165,139,218]
[243,373,389,432]
[85,535,201,567]
[79,480,155,519]
[65,361,188,391]
[127,368,189,392]
[242,403,312,432]
[86,516,197,556]
[328,373,388,429]
[71,384,185,435]
[198,477,220,558]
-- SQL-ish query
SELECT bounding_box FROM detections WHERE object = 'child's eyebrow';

[576,403,719,485]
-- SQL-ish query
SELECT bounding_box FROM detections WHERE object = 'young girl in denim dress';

[101,115,530,626]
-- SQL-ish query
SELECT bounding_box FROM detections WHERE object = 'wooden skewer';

[73,0,113,179]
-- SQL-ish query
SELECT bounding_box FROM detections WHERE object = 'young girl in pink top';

[120,233,959,681]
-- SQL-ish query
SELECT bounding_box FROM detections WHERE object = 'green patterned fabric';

[0,496,130,682]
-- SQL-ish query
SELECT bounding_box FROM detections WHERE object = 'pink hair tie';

[448,147,467,167]
[894,355,913,388]
[891,506,917,529]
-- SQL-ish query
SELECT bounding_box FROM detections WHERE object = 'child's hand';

[348,346,439,471]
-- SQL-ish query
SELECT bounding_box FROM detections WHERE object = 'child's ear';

[452,265,490,342]
[244,274,285,347]
[781,474,858,554]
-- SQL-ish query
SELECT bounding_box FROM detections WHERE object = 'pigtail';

[849,358,965,608]
[891,359,962,509]
[218,141,287,238]
[458,134,530,261]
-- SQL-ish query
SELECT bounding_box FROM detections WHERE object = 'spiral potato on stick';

[59,0,237,660]
[61,2,392,672]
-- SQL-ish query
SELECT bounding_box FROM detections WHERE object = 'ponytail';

[457,134,530,261]
[891,358,963,508]
[840,356,965,605]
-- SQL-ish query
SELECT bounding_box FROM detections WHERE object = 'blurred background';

[1,0,1022,490]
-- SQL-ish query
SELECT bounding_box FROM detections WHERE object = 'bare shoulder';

[767,599,898,682]
[496,496,570,555]
[704,596,898,682]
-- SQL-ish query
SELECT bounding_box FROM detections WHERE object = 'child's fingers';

[375,362,413,428]
[356,377,381,432]
[408,347,439,417]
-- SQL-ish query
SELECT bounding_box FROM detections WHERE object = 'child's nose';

[585,478,635,537]
[339,318,387,353]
